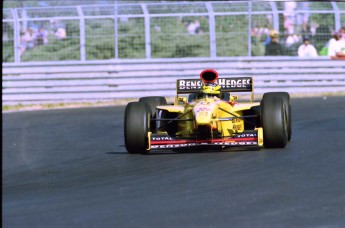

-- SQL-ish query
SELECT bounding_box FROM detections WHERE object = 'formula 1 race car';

[124,69,291,154]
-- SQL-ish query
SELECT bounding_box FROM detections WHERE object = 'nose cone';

[193,101,216,125]
[195,110,212,125]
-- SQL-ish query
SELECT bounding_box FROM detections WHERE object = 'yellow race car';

[124,69,291,154]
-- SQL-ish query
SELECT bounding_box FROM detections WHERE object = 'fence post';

[205,2,216,58]
[76,6,86,61]
[141,3,151,59]
[331,2,340,32]
[269,2,279,32]
[12,8,20,63]
[114,2,119,59]
[248,1,252,57]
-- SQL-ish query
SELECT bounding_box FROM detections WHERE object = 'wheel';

[262,92,291,141]
[139,96,167,116]
[124,102,151,154]
[287,103,291,141]
[139,96,167,131]
[261,94,288,148]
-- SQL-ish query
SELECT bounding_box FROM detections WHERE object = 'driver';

[198,82,221,99]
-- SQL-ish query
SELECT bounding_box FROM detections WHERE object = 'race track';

[3,96,345,227]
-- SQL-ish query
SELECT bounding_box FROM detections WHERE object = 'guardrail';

[2,57,345,105]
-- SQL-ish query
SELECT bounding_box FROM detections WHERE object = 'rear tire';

[263,92,291,141]
[124,102,151,154]
[261,94,288,148]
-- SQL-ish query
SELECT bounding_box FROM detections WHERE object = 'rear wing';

[176,77,254,101]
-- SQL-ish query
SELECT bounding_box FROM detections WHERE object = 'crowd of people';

[20,20,67,56]
[17,2,344,60]
[262,27,345,59]
[20,27,48,56]
[250,1,345,59]
[263,30,319,57]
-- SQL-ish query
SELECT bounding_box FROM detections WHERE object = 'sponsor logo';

[218,78,251,88]
[151,143,196,149]
[150,141,258,149]
[233,125,242,131]
[214,141,258,145]
[178,80,203,90]
[194,107,211,114]
[177,78,252,90]
[236,133,257,138]
[152,136,174,141]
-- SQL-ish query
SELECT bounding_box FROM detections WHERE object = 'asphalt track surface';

[3,96,345,228]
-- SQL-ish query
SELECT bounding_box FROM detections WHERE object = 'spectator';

[296,2,310,33]
[284,2,297,35]
[298,36,318,57]
[263,36,271,47]
[55,27,66,40]
[187,20,200,35]
[339,27,345,43]
[328,32,340,57]
[252,21,271,47]
[286,33,300,48]
[284,16,295,36]
[251,21,269,56]
[300,23,312,39]
[330,27,345,59]
[23,28,36,50]
[327,28,345,56]
[19,30,27,56]
[51,19,67,40]
[265,30,284,56]
[35,27,48,46]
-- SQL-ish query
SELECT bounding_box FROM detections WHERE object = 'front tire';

[139,96,167,131]
[261,94,288,148]
[263,92,291,141]
[139,96,167,116]
[124,102,151,154]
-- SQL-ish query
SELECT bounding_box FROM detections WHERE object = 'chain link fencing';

[2,1,345,63]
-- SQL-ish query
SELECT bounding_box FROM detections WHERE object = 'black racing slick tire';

[262,92,292,141]
[124,102,151,154]
[139,96,167,116]
[261,94,288,148]
[139,96,167,131]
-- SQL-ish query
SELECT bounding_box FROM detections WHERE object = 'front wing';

[149,129,263,150]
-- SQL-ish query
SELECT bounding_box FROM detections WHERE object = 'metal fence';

[3,1,345,63]
[3,57,345,105]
